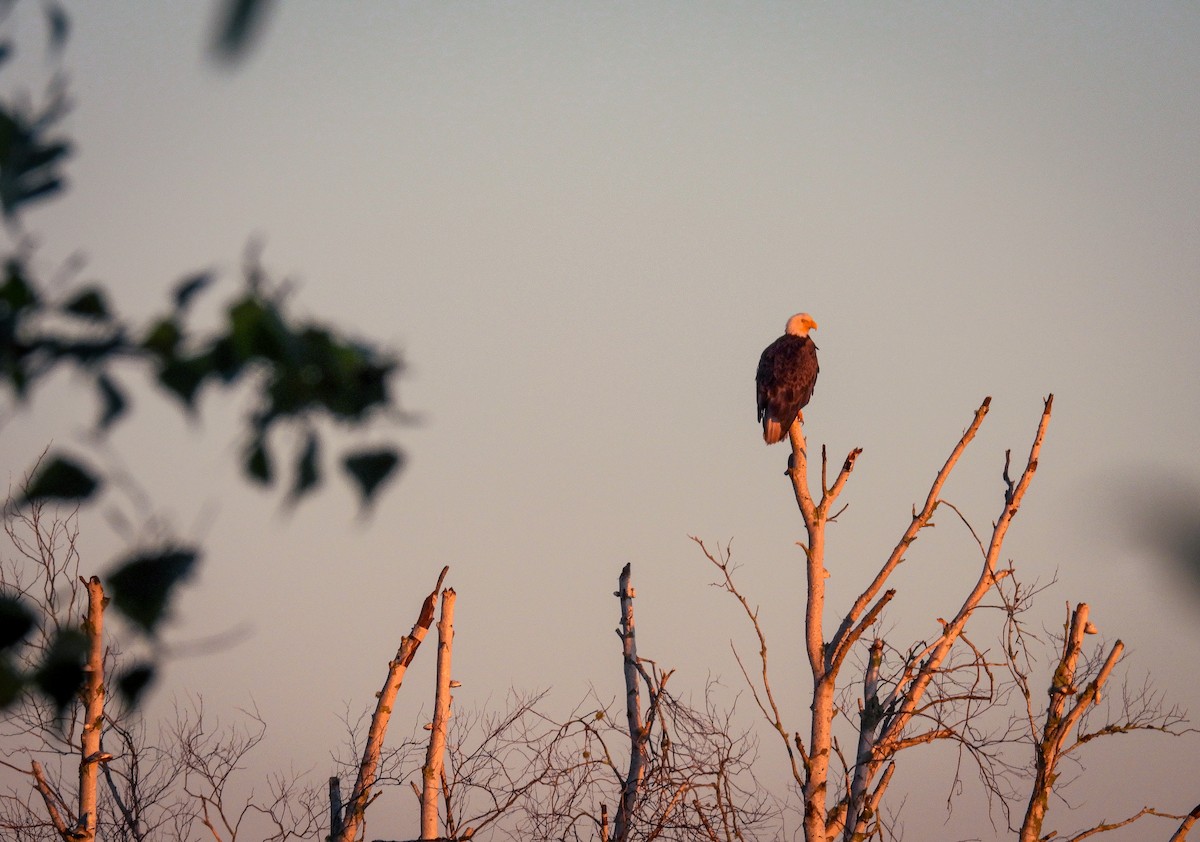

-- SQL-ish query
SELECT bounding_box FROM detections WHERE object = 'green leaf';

[173,272,213,312]
[95,373,127,431]
[20,454,100,505]
[289,431,319,502]
[342,448,403,507]
[157,354,210,408]
[106,548,198,634]
[116,663,155,707]
[228,295,288,362]
[63,286,109,319]
[0,595,35,650]
[142,318,181,357]
[33,629,87,714]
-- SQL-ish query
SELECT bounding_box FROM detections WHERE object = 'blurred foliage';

[210,0,276,65]
[5,256,405,507]
[0,2,405,710]
[106,548,199,634]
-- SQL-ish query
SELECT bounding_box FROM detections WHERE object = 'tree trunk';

[329,776,344,839]
[421,588,456,840]
[787,423,833,842]
[1019,603,1123,842]
[614,563,645,842]
[76,576,107,842]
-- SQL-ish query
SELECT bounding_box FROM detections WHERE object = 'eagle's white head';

[785,313,818,337]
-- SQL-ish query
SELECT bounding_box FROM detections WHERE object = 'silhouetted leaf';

[20,454,99,505]
[142,317,181,358]
[257,326,397,427]
[0,262,37,396]
[0,102,71,216]
[9,171,63,207]
[33,629,87,714]
[173,272,213,312]
[95,372,127,431]
[290,430,319,502]
[208,335,244,382]
[157,354,209,408]
[63,286,109,319]
[228,294,287,362]
[0,657,22,710]
[116,663,155,707]
[245,435,271,484]
[0,595,35,650]
[46,333,123,366]
[45,3,69,53]
[343,448,403,507]
[211,0,276,65]
[0,43,11,67]
[106,548,198,634]
[0,259,38,313]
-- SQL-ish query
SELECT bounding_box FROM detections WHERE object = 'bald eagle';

[756,313,819,444]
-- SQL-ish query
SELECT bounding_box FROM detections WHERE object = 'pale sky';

[3,3,1199,839]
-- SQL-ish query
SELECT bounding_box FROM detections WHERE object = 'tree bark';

[329,776,344,840]
[787,422,852,842]
[1169,803,1200,842]
[614,562,645,842]
[30,759,71,838]
[421,588,456,840]
[1019,603,1123,842]
[76,576,107,842]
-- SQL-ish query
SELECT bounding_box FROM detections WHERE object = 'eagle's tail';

[762,418,785,445]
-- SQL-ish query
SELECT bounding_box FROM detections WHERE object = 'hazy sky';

[3,3,1199,839]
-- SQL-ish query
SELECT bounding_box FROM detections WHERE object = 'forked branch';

[335,565,448,842]
[828,397,993,674]
[840,396,1052,841]
[1019,602,1161,842]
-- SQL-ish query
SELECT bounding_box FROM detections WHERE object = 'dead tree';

[614,562,648,842]
[420,587,456,840]
[1005,599,1193,841]
[1020,602,1118,840]
[781,396,1050,840]
[578,564,776,842]
[2,497,324,842]
[0,496,110,841]
[16,576,108,842]
[333,566,448,842]
[706,395,1197,840]
[369,564,777,842]
[705,397,1045,839]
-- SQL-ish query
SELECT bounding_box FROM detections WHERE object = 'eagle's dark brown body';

[756,314,819,444]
